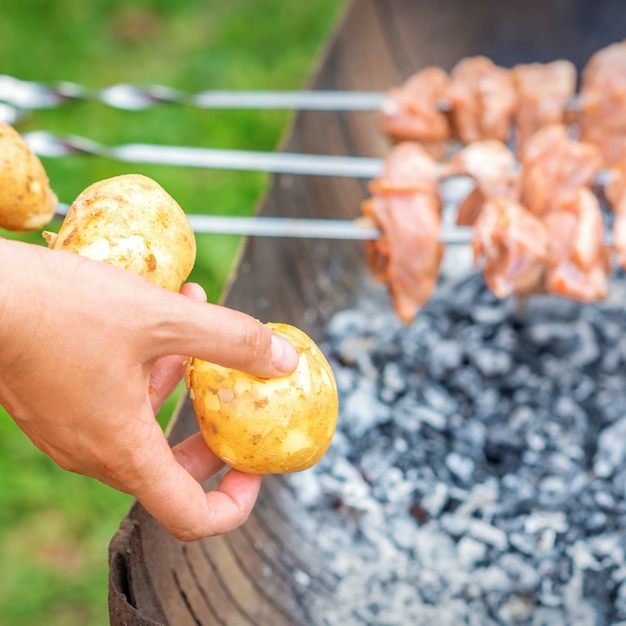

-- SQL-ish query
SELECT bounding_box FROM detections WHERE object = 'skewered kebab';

[1,41,622,153]
[456,125,609,304]
[379,56,577,151]
[360,131,610,320]
[10,41,626,322]
[34,130,623,321]
[382,42,626,159]
[0,56,581,148]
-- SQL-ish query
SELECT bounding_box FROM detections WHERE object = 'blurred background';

[0,1,343,624]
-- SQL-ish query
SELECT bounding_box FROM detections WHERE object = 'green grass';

[0,1,343,624]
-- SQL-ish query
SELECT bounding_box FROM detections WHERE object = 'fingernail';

[271,333,299,373]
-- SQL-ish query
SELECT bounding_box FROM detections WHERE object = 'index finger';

[142,286,299,379]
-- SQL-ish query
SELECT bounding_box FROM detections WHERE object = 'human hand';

[0,238,298,541]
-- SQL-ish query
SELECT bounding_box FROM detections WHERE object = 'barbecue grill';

[107,1,626,624]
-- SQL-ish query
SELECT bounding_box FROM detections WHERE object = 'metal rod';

[53,203,474,242]
[0,75,387,112]
[190,90,386,111]
[0,75,580,114]
[24,131,383,178]
[52,205,617,246]
[187,215,384,239]
[24,131,609,191]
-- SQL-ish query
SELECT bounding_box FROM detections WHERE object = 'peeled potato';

[45,173,195,291]
[188,322,339,474]
[0,121,57,231]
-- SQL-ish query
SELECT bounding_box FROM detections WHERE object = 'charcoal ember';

[484,431,525,475]
[339,377,392,438]
[427,338,464,377]
[415,480,449,518]
[286,276,626,625]
[445,451,476,484]
[457,536,488,569]
[593,416,626,478]
[614,579,626,620]
[392,394,447,433]
[495,594,535,624]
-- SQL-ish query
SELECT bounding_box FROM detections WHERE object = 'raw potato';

[45,174,196,291]
[189,322,339,474]
[0,121,57,231]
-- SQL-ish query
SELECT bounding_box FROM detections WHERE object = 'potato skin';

[47,174,195,291]
[189,322,339,474]
[0,122,57,231]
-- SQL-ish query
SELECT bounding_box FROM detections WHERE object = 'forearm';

[0,238,50,371]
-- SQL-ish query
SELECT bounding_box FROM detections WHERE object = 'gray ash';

[287,271,626,626]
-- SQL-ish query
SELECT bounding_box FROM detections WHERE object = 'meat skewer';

[358,132,613,320]
[18,40,626,322]
[2,41,621,162]
[470,124,609,305]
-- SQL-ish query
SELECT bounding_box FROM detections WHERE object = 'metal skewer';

[25,131,383,178]
[185,214,385,239]
[0,75,386,112]
[53,204,617,246]
[0,75,580,114]
[52,202,473,242]
[24,130,610,190]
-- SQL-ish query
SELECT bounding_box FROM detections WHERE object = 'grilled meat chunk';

[446,56,517,144]
[380,67,451,145]
[543,187,608,301]
[363,193,444,323]
[603,161,626,269]
[520,124,602,218]
[446,140,520,225]
[472,196,548,298]
[369,141,442,195]
[364,143,443,322]
[580,40,626,166]
[512,60,577,150]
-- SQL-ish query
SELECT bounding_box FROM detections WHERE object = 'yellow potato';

[0,121,57,231]
[188,322,339,474]
[45,174,195,291]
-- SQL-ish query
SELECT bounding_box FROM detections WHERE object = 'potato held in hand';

[45,174,195,291]
[189,323,339,474]
[0,121,57,231]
